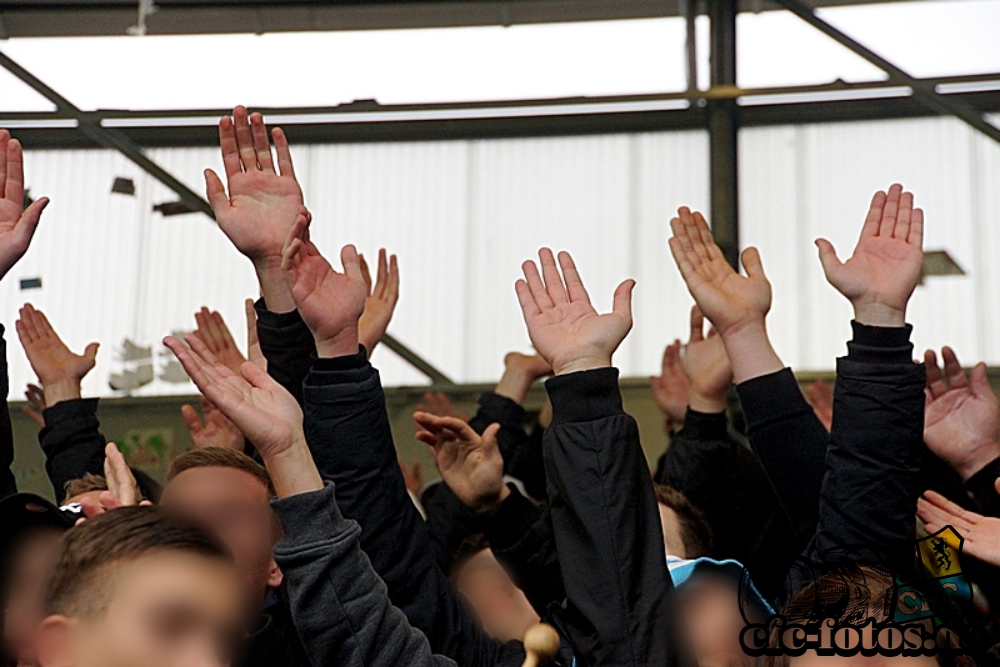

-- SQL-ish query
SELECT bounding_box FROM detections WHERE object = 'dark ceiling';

[0,0,913,37]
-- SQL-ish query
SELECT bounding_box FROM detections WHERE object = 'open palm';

[669,208,771,336]
[0,131,49,280]
[923,348,1000,479]
[205,107,303,263]
[281,214,367,356]
[918,491,1000,568]
[165,334,302,459]
[416,412,505,511]
[816,185,923,326]
[515,248,633,376]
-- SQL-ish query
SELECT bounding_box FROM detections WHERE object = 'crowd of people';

[0,105,998,667]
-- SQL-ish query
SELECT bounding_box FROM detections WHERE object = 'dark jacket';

[543,368,680,667]
[0,325,17,500]
[468,392,546,501]
[254,303,559,667]
[272,483,455,667]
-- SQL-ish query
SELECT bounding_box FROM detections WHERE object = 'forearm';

[273,484,455,667]
[42,378,82,408]
[254,260,296,315]
[255,299,316,405]
[544,368,676,667]
[39,398,106,503]
[720,321,784,385]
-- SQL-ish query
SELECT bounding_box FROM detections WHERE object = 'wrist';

[475,483,511,513]
[553,355,611,376]
[688,390,727,414]
[720,321,785,384]
[253,261,296,315]
[852,301,906,328]
[315,326,361,359]
[261,435,324,498]
[42,378,83,408]
[953,441,1000,481]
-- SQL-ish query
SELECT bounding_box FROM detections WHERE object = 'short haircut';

[168,447,275,498]
[654,484,714,559]
[64,473,108,499]
[43,506,230,619]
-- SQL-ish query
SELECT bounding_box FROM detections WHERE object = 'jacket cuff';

[272,484,350,553]
[306,350,375,388]
[846,321,913,364]
[544,367,621,426]
[476,393,526,429]
[482,485,543,551]
[682,408,728,440]
[965,456,1000,516]
[40,398,100,437]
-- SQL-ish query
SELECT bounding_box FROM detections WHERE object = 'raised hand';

[398,460,424,497]
[683,306,733,414]
[281,213,367,358]
[650,340,690,427]
[193,307,247,374]
[415,412,507,511]
[669,207,770,338]
[923,347,1000,480]
[416,392,467,422]
[668,207,782,384]
[76,443,147,521]
[164,334,302,460]
[494,352,552,405]
[917,490,1000,567]
[805,379,834,432]
[358,249,400,354]
[205,107,303,313]
[16,304,99,407]
[514,248,634,376]
[0,130,49,281]
[181,396,245,451]
[816,184,924,327]
[22,383,46,429]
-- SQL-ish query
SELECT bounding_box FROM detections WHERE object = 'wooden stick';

[521,623,560,667]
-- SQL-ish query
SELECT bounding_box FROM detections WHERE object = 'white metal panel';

[11,115,1000,397]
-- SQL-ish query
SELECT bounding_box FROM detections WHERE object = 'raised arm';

[515,248,677,667]
[806,184,926,572]
[279,214,532,666]
[668,208,828,543]
[16,304,105,502]
[0,130,49,499]
[164,333,455,667]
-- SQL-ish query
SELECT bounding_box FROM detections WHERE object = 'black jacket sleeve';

[482,486,564,616]
[254,299,316,405]
[301,352,529,667]
[0,325,17,499]
[735,368,829,543]
[804,322,925,576]
[544,368,679,667]
[965,456,1000,517]
[655,408,778,562]
[37,398,106,503]
[422,480,485,574]
[272,484,456,667]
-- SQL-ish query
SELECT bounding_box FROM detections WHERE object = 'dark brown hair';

[43,506,230,618]
[168,447,275,498]
[63,473,108,500]
[654,484,714,559]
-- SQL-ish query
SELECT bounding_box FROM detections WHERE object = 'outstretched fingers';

[689,305,705,343]
[860,190,886,241]
[539,248,569,305]
[878,183,903,238]
[522,259,554,311]
[4,138,24,206]
[232,106,259,172]
[924,349,948,400]
[941,346,968,389]
[557,251,591,304]
[272,127,297,180]
[249,112,275,173]
[218,116,242,180]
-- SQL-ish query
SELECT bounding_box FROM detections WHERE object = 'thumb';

[16,197,48,242]
[612,279,635,321]
[341,244,363,281]
[180,404,204,433]
[481,422,502,452]
[84,342,100,364]
[994,477,1000,497]
[240,359,275,390]
[204,169,228,211]
[814,239,842,278]
[741,247,767,280]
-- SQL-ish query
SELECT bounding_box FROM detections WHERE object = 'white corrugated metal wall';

[7,116,998,397]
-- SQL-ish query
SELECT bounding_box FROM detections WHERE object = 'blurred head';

[63,474,108,509]
[3,527,64,667]
[160,449,282,611]
[450,535,539,643]
[655,485,713,560]
[676,569,757,667]
[34,506,243,667]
